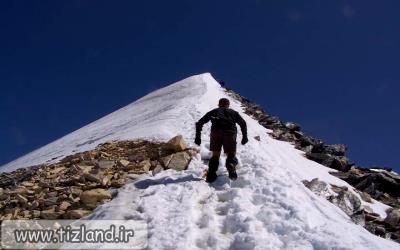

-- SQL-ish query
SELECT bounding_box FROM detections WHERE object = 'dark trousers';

[208,130,238,173]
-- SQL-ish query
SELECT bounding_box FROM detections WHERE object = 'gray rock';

[302,178,330,197]
[384,209,400,227]
[329,189,361,216]
[285,122,301,131]
[323,144,347,156]
[152,164,163,176]
[97,160,115,169]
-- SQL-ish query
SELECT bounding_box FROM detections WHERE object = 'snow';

[2,73,399,249]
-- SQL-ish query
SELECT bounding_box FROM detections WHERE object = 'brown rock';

[83,173,102,183]
[69,187,83,197]
[16,194,28,205]
[80,188,111,208]
[2,213,13,220]
[65,209,91,219]
[40,209,64,219]
[32,210,41,218]
[167,135,188,152]
[167,152,191,171]
[111,179,126,188]
[364,212,381,222]
[139,160,152,172]
[77,164,94,173]
[21,181,35,187]
[360,192,372,203]
[118,160,130,168]
[58,201,71,211]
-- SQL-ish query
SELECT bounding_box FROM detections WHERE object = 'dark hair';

[218,98,230,108]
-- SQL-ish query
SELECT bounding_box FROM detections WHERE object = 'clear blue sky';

[0,1,399,171]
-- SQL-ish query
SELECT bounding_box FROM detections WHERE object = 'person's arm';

[195,111,213,145]
[235,112,248,144]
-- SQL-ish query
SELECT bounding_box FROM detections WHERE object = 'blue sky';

[0,1,399,171]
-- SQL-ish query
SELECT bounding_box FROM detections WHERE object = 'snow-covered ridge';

[2,73,399,249]
[1,73,215,173]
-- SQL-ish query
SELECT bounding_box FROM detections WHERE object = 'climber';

[195,98,248,182]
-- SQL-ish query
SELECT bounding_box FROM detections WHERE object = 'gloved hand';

[195,136,201,146]
[241,136,248,145]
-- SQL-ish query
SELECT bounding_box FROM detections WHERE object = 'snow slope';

[2,73,399,249]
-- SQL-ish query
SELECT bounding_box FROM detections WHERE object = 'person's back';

[195,98,248,182]
[206,107,242,134]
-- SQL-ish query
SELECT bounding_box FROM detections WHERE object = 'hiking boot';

[226,156,238,180]
[227,166,237,180]
[206,171,218,183]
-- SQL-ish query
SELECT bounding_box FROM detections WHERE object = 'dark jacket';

[196,107,247,137]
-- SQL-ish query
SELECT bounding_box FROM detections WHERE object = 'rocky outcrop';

[303,178,400,243]
[224,87,399,210]
[0,135,196,220]
[330,167,400,208]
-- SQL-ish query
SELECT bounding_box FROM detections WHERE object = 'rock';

[0,194,9,201]
[83,173,102,183]
[64,209,91,219]
[152,164,163,176]
[139,160,152,172]
[118,159,130,168]
[364,211,381,222]
[161,155,173,168]
[166,135,187,152]
[360,192,372,203]
[306,153,350,172]
[97,160,115,169]
[0,194,10,201]
[76,164,94,173]
[40,209,64,219]
[285,122,301,131]
[375,226,386,236]
[111,179,126,188]
[302,178,330,197]
[329,189,361,216]
[167,152,191,171]
[384,209,400,227]
[31,201,39,209]
[354,172,400,198]
[15,194,28,206]
[254,136,261,141]
[69,186,83,197]
[58,201,71,211]
[323,144,347,156]
[127,174,141,180]
[330,184,348,193]
[101,176,110,187]
[0,187,3,195]
[80,189,111,208]
[44,197,58,207]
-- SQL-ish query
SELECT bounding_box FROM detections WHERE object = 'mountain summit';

[1,73,399,249]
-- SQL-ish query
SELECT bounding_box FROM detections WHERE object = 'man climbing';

[195,98,248,182]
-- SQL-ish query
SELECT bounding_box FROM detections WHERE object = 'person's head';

[218,98,230,108]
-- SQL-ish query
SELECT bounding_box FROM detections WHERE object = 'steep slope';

[2,73,399,249]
